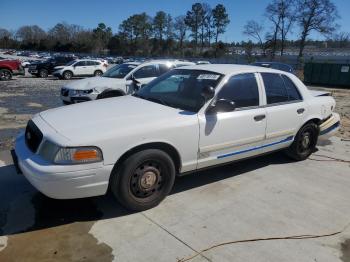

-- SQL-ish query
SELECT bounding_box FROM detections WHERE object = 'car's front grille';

[28,65,36,70]
[25,120,43,153]
[61,88,69,97]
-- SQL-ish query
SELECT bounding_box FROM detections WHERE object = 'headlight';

[71,89,93,95]
[39,140,103,165]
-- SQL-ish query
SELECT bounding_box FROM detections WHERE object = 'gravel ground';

[0,75,349,151]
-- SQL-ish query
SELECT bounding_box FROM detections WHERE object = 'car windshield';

[134,69,223,112]
[65,60,76,66]
[103,63,137,78]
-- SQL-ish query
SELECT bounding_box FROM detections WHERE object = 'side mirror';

[130,74,140,84]
[201,86,215,101]
[209,99,236,113]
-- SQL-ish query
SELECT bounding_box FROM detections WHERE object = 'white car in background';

[53,59,107,80]
[14,64,340,211]
[60,60,195,104]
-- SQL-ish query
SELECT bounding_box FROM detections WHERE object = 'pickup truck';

[28,56,75,78]
[0,59,25,80]
[13,64,340,211]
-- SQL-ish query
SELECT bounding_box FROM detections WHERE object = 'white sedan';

[14,65,340,211]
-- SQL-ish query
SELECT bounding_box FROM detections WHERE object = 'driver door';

[197,73,267,169]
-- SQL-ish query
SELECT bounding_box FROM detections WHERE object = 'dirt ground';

[0,75,350,151]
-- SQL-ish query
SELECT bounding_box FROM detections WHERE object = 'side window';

[261,73,289,104]
[75,61,86,67]
[216,73,259,108]
[282,75,302,101]
[134,65,157,79]
[158,64,174,76]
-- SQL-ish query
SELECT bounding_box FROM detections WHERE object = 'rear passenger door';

[260,72,307,146]
[85,61,98,75]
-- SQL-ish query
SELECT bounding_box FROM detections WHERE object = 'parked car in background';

[0,59,25,80]
[53,59,107,80]
[14,64,340,211]
[196,61,211,65]
[60,60,195,104]
[252,62,294,73]
[28,56,75,78]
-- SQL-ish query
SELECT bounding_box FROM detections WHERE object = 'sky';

[1,0,350,42]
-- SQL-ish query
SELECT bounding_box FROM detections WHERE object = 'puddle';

[341,239,350,262]
[0,194,114,262]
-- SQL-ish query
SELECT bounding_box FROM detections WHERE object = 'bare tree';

[243,20,266,55]
[296,0,339,58]
[16,25,46,44]
[265,1,282,58]
[277,0,296,56]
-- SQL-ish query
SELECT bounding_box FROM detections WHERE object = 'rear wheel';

[111,149,176,211]
[94,70,103,77]
[39,69,48,78]
[0,69,12,80]
[62,71,73,80]
[285,122,319,161]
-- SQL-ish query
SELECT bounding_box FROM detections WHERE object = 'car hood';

[64,77,125,91]
[39,95,186,145]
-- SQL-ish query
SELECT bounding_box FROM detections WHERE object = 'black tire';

[111,149,176,211]
[39,69,48,78]
[0,69,12,81]
[94,70,103,77]
[285,122,319,161]
[62,71,73,80]
[97,90,124,99]
[62,100,72,105]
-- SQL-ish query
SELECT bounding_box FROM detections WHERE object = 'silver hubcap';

[302,134,310,148]
[140,171,157,189]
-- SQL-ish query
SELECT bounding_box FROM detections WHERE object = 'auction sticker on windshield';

[197,74,220,80]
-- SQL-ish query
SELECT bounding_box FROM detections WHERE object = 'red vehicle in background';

[0,59,25,80]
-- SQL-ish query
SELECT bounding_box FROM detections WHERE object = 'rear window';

[262,73,302,104]
[261,73,289,104]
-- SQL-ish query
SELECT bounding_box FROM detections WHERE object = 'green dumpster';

[304,63,350,87]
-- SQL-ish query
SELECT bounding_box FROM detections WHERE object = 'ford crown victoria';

[13,65,340,211]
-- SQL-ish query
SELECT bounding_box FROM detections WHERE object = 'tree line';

[242,0,342,60]
[0,0,346,60]
[0,3,229,58]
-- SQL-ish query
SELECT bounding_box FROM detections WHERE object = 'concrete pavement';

[0,137,349,262]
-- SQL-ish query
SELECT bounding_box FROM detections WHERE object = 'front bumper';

[14,134,113,199]
[319,113,340,140]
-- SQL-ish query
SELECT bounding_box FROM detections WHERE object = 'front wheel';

[39,69,48,78]
[111,149,176,211]
[62,71,73,80]
[285,122,319,161]
[0,69,12,80]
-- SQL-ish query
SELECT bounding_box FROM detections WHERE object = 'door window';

[261,73,289,104]
[158,64,174,76]
[216,73,260,108]
[281,75,302,101]
[74,61,86,67]
[134,65,157,78]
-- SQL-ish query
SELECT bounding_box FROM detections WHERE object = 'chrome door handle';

[297,108,305,114]
[254,114,266,121]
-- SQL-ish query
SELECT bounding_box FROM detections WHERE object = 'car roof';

[141,59,195,66]
[178,64,289,75]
